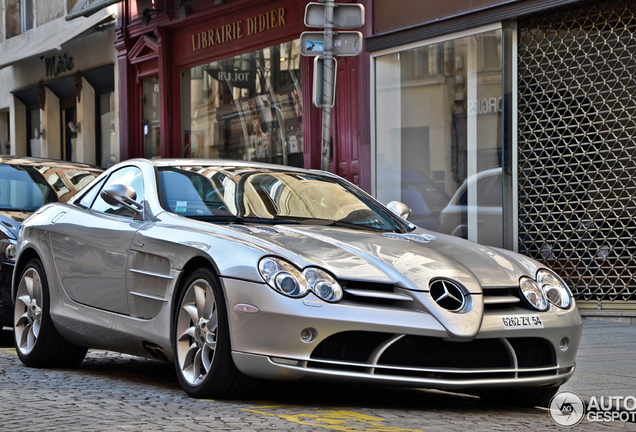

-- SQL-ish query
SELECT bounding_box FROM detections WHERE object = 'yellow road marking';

[0,348,16,353]
[242,406,425,432]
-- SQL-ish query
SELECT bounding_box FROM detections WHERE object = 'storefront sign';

[45,53,74,77]
[191,7,287,52]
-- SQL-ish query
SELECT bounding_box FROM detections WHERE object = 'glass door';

[142,76,160,159]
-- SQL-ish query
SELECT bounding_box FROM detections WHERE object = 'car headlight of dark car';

[520,269,572,311]
[258,257,343,302]
[0,238,17,264]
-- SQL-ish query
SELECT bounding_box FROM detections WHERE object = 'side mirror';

[386,201,412,220]
[100,184,144,220]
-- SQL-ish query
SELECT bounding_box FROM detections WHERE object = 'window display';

[180,39,303,167]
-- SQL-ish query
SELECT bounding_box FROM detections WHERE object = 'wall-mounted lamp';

[68,121,81,133]
[142,1,190,27]
[141,8,152,26]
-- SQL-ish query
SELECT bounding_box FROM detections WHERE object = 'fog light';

[560,337,569,351]
[300,327,316,343]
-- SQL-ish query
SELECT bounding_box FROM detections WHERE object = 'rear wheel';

[14,259,87,368]
[173,267,255,398]
[478,386,560,407]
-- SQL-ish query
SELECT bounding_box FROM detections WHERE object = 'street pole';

[321,0,335,171]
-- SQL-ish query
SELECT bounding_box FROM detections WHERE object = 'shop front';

[176,8,304,166]
[116,0,371,189]
[368,0,636,310]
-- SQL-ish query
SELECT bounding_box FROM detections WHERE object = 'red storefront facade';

[115,0,372,191]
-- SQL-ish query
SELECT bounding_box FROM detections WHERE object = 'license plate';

[500,315,544,329]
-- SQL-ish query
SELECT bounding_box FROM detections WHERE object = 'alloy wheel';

[175,278,219,385]
[14,267,43,356]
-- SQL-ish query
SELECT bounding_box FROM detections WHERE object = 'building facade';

[0,0,119,168]
[368,0,636,311]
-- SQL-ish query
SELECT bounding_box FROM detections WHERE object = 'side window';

[91,167,144,218]
[77,177,106,209]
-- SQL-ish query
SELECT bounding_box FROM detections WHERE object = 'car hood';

[236,224,537,293]
[0,210,27,239]
[221,224,542,341]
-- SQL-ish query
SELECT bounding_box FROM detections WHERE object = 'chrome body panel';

[13,158,582,391]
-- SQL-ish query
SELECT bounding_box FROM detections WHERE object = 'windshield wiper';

[271,216,386,231]
[188,214,244,224]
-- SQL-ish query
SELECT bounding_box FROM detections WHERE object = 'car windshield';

[158,166,407,232]
[0,163,100,212]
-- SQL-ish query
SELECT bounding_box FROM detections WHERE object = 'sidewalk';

[562,321,636,399]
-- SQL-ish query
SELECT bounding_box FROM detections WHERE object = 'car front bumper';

[222,278,582,390]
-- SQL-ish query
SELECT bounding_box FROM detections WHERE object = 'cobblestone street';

[1,322,633,431]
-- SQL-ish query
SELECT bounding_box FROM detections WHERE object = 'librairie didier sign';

[191,7,287,52]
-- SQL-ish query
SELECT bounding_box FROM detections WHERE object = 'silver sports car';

[12,159,581,405]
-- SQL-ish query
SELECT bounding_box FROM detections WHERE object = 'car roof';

[0,155,103,171]
[136,158,326,175]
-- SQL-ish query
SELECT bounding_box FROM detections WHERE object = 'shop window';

[180,39,303,167]
[375,29,506,247]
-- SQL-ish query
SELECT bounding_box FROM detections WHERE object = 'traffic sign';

[312,56,337,108]
[300,31,363,57]
[304,3,365,29]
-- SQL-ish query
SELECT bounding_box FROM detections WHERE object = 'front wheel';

[173,268,255,398]
[14,259,87,368]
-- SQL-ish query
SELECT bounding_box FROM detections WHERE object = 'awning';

[66,0,122,21]
[0,10,115,70]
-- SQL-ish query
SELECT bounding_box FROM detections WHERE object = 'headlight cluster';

[258,257,343,303]
[519,269,572,311]
[0,238,17,264]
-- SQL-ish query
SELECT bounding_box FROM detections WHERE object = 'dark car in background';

[0,156,103,327]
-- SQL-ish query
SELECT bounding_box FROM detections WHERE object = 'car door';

[49,166,146,315]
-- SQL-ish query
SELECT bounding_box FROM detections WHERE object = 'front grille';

[378,336,511,368]
[308,331,558,382]
[482,287,523,310]
[339,280,409,306]
[311,331,393,363]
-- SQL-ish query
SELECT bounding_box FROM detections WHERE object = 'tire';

[173,267,256,399]
[14,259,88,368]
[478,386,560,407]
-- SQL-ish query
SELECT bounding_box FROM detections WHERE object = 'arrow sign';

[304,2,365,29]
[300,31,363,57]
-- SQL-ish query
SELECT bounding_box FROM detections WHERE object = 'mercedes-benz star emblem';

[430,280,465,311]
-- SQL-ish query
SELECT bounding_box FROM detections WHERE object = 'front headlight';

[537,269,572,309]
[303,268,343,302]
[519,276,549,311]
[258,257,308,298]
[258,257,342,302]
